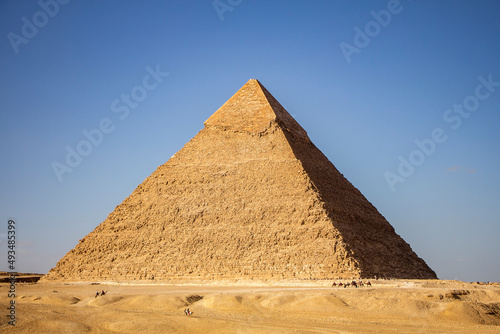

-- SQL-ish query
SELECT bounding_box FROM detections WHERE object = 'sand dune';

[1,279,499,333]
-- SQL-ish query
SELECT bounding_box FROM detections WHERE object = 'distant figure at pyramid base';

[43,79,437,282]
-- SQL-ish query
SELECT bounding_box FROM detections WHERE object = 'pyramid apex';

[204,80,309,139]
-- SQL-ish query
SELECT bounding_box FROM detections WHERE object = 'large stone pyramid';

[44,79,436,281]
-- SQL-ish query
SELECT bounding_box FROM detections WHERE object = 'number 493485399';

[7,220,16,270]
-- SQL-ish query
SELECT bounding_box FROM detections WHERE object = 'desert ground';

[1,278,499,333]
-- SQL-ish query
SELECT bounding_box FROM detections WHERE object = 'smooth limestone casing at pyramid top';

[44,79,437,281]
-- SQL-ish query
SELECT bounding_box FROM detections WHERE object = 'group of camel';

[332,280,372,288]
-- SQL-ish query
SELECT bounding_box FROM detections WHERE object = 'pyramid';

[44,79,436,281]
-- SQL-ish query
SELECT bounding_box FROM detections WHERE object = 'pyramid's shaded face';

[43,79,437,282]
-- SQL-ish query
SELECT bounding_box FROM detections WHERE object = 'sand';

[1,279,499,333]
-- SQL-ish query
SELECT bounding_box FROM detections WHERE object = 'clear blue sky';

[1,0,499,282]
